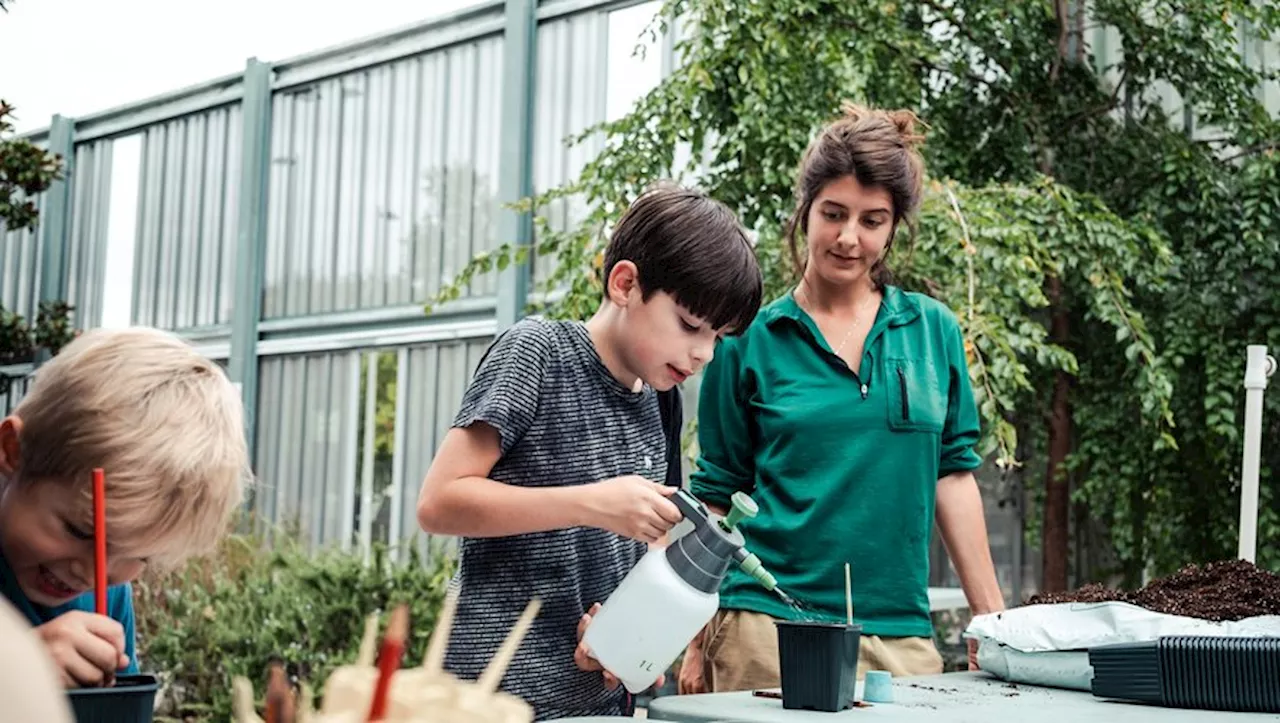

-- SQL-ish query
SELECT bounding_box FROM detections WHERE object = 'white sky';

[0,0,481,134]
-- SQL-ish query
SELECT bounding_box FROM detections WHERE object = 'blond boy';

[0,327,250,687]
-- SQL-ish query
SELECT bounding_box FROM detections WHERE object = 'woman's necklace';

[795,281,878,357]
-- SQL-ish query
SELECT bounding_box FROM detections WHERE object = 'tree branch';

[918,0,1014,80]
[1050,0,1070,84]
[1062,65,1130,131]
[1221,141,1279,163]
[874,34,1018,107]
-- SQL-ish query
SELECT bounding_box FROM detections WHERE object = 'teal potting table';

[643,672,1280,722]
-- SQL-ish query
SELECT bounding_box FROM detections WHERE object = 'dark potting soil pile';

[1027,559,1280,622]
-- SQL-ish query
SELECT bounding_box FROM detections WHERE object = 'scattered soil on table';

[1026,559,1280,621]
[908,683,959,694]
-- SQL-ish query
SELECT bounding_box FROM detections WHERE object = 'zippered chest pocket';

[885,357,946,433]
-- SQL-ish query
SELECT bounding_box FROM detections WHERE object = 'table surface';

[644,671,1280,722]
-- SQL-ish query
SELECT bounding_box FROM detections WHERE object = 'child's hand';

[583,476,682,543]
[573,603,620,690]
[574,603,665,692]
[36,611,130,688]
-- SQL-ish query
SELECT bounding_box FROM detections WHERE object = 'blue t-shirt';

[0,548,139,675]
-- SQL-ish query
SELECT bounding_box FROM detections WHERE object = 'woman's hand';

[936,472,1006,613]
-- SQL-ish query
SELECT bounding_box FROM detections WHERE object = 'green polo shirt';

[690,285,982,638]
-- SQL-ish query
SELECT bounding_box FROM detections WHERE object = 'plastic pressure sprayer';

[582,489,786,693]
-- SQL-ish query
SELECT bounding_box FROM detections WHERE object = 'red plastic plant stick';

[93,468,106,616]
[367,604,409,721]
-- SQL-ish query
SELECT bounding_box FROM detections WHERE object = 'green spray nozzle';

[719,491,758,532]
[734,549,778,591]
[667,489,781,597]
[717,493,779,592]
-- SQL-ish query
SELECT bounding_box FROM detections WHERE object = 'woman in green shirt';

[678,103,1005,694]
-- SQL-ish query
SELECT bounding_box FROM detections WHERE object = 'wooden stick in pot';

[477,598,542,694]
[422,587,459,674]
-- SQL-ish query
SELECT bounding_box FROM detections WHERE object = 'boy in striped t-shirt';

[417,184,763,719]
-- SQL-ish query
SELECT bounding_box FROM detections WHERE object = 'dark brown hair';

[603,183,763,335]
[783,102,926,288]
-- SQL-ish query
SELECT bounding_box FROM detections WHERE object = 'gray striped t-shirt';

[442,316,667,720]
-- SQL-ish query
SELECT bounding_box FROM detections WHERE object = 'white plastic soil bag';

[965,602,1280,691]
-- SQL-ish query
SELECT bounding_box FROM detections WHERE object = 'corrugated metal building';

[2,0,1275,603]
[0,0,680,564]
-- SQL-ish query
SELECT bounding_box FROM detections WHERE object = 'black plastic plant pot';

[66,674,159,723]
[1089,636,1280,714]
[775,620,862,712]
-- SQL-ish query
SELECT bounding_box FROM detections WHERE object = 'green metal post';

[37,115,75,326]
[495,0,537,331]
[227,58,273,458]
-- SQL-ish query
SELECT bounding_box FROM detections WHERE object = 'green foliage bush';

[428,0,1280,585]
[133,532,454,722]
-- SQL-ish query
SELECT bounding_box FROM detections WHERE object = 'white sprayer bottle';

[583,490,785,694]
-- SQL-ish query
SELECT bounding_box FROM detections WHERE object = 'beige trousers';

[700,609,944,692]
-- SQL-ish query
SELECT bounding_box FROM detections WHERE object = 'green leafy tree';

[1,98,70,378]
[0,100,62,233]
[432,0,1280,589]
